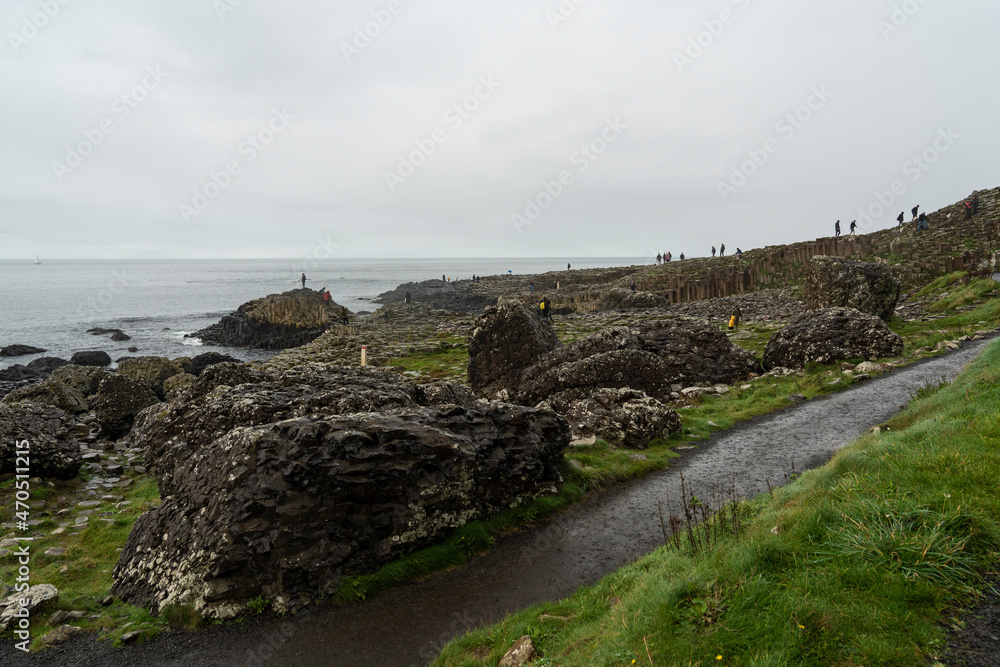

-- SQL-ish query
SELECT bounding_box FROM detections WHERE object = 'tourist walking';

[679,253,685,260]
[912,205,920,220]
[323,290,331,304]
[301,273,306,288]
[340,306,350,325]
[629,281,637,293]
[711,246,716,257]
[656,253,662,264]
[665,252,671,262]
[720,244,726,257]
[850,220,857,235]
[918,212,929,230]
[897,211,905,226]
[965,200,974,220]
[567,263,571,270]
[404,291,412,311]
[529,281,534,293]
[835,220,841,237]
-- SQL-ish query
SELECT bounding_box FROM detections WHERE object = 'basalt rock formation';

[115,356,184,399]
[70,351,112,367]
[763,307,904,370]
[467,298,561,398]
[112,364,569,619]
[374,279,497,313]
[92,375,160,438]
[0,403,81,480]
[182,352,242,376]
[593,288,666,311]
[805,256,901,322]
[550,388,682,449]
[0,344,46,357]
[190,289,349,350]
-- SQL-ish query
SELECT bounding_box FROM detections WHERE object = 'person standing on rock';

[912,205,920,220]
[323,290,331,304]
[918,212,929,230]
[442,274,446,282]
[965,200,974,220]
[629,281,637,293]
[301,273,306,288]
[539,298,548,320]
[340,306,349,325]
[850,220,857,236]
[404,291,412,311]
[735,248,742,257]
[720,244,726,257]
[897,211,905,226]
[679,252,685,260]
[567,263,571,270]
[529,281,534,293]
[656,253,662,264]
[835,220,841,237]
[711,246,716,257]
[732,305,742,328]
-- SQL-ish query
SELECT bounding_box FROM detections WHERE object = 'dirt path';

[4,338,993,667]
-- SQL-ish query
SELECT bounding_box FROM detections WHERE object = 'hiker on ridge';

[835,220,841,237]
[973,194,980,214]
[897,212,905,227]
[850,220,857,235]
[680,253,685,260]
[656,253,662,264]
[711,246,716,257]
[912,205,920,220]
[404,291,412,311]
[965,200,974,220]
[918,212,929,231]
[301,273,306,288]
[720,244,726,256]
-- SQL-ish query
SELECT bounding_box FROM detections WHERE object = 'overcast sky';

[1,0,997,260]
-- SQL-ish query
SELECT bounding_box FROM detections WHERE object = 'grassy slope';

[433,339,1000,667]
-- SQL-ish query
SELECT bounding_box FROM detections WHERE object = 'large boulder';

[113,364,569,619]
[467,298,561,398]
[0,585,59,632]
[0,365,41,382]
[593,288,666,311]
[163,373,197,399]
[0,404,81,480]
[2,379,89,414]
[92,375,160,438]
[182,352,241,377]
[190,289,348,350]
[551,388,681,449]
[0,344,46,357]
[512,318,762,407]
[805,256,901,322]
[70,350,112,367]
[26,357,69,376]
[763,307,904,370]
[115,356,184,398]
[48,364,106,397]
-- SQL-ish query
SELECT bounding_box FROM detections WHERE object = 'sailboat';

[34,255,41,265]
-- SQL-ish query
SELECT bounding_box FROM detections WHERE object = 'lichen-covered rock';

[48,364,106,397]
[190,289,348,350]
[70,350,112,367]
[182,352,242,376]
[113,364,569,619]
[1,378,89,414]
[552,387,681,449]
[115,356,184,398]
[805,256,901,322]
[92,375,160,438]
[467,298,561,398]
[763,307,904,370]
[163,373,197,399]
[0,404,81,480]
[421,381,478,408]
[594,288,666,311]
[0,585,59,632]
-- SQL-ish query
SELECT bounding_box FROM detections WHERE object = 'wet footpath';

[4,338,994,667]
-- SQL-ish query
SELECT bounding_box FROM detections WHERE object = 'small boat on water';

[34,255,41,265]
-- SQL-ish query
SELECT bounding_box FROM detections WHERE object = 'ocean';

[0,257,643,369]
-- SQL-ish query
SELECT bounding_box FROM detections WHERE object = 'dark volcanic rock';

[511,318,762,406]
[374,279,497,313]
[1,377,89,414]
[115,357,183,399]
[111,331,131,342]
[113,364,569,619]
[763,307,904,370]
[0,365,40,382]
[805,256,901,322]
[25,357,69,376]
[468,298,561,398]
[593,288,666,311]
[70,351,112,367]
[0,403,81,480]
[1,344,46,357]
[48,364,106,397]
[191,289,347,350]
[182,352,242,377]
[552,388,681,449]
[92,375,160,438]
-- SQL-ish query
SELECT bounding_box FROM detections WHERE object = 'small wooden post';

[361,345,367,366]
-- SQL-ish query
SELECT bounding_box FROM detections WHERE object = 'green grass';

[891,286,1000,355]
[432,339,1000,666]
[387,344,469,381]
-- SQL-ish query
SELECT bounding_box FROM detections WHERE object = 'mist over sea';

[0,257,643,369]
